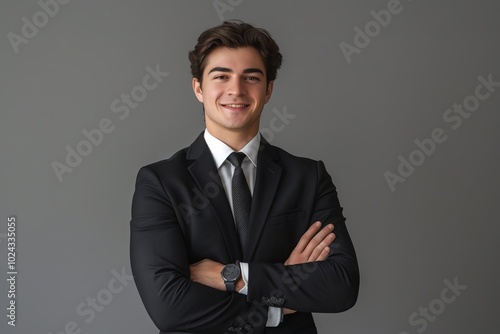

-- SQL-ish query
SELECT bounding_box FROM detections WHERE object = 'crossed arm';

[131,163,359,332]
[189,221,335,315]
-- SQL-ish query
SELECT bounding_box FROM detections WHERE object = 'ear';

[192,78,204,103]
[264,80,274,104]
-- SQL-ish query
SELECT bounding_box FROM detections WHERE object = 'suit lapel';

[246,138,282,260]
[186,133,243,261]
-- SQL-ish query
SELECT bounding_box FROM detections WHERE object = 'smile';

[222,104,249,108]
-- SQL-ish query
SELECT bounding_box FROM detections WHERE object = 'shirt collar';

[204,129,260,169]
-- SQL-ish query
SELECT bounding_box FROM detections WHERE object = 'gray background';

[1,0,499,333]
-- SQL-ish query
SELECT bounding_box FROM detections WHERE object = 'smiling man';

[193,46,271,150]
[130,20,359,334]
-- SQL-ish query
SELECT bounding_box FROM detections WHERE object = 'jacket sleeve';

[247,161,360,313]
[130,166,268,333]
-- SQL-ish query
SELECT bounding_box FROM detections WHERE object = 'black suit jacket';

[130,133,359,334]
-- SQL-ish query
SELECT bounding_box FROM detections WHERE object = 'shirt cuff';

[238,262,282,327]
[266,307,283,327]
[238,262,249,295]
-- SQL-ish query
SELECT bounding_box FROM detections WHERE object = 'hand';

[285,221,335,266]
[283,222,335,315]
[189,259,225,291]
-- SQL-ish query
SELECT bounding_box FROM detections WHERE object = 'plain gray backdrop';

[1,0,499,333]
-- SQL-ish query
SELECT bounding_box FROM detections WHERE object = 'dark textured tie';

[227,152,251,251]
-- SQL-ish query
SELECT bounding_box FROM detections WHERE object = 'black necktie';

[227,152,251,252]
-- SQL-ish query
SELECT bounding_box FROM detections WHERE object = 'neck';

[206,128,258,151]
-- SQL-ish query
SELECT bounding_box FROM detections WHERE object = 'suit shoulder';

[138,147,190,175]
[267,144,336,180]
[271,144,321,166]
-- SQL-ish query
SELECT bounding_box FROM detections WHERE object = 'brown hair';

[188,20,283,85]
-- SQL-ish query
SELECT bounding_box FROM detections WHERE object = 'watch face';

[222,264,240,281]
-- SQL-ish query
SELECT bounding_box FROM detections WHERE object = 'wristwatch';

[221,261,241,292]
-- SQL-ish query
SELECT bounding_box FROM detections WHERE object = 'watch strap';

[225,280,236,292]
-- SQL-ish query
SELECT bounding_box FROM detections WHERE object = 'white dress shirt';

[204,129,282,327]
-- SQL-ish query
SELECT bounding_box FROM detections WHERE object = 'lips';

[221,103,250,108]
[224,104,248,108]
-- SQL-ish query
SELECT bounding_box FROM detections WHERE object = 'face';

[192,47,274,140]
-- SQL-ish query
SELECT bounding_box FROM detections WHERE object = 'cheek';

[204,87,222,101]
[206,93,219,104]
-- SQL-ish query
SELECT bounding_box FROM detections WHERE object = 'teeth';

[225,104,247,108]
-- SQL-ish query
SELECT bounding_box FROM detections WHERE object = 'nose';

[226,77,245,96]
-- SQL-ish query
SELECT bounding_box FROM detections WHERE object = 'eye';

[245,76,260,81]
[214,75,228,80]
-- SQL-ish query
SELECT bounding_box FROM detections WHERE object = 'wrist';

[235,276,245,292]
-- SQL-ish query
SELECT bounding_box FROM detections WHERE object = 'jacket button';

[262,296,270,304]
[277,297,285,306]
[270,296,277,304]
[244,324,252,331]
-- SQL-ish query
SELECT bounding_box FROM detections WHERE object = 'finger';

[292,221,322,253]
[303,224,334,257]
[317,246,331,262]
[308,233,335,262]
[308,232,335,261]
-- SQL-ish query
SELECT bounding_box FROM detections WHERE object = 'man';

[130,20,359,334]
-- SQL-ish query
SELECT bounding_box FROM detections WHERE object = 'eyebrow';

[208,67,264,75]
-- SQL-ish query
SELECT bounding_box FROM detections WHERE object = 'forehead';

[203,47,265,74]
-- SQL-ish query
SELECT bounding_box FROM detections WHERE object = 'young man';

[130,20,359,334]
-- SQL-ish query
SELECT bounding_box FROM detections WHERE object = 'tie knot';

[227,152,246,168]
